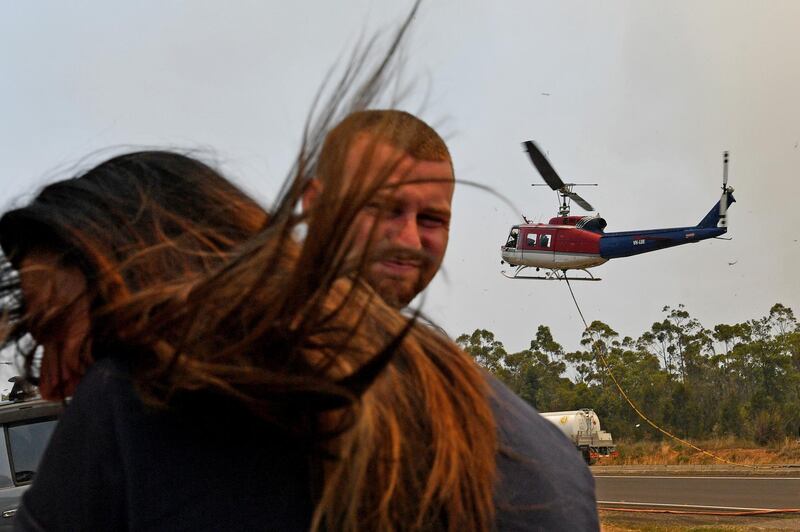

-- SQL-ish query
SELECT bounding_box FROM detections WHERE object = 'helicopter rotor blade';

[564,191,594,211]
[522,140,565,191]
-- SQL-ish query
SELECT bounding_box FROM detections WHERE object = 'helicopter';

[501,141,735,281]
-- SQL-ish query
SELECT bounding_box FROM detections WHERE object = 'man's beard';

[363,245,435,308]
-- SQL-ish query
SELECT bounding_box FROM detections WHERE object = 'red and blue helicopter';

[501,141,735,281]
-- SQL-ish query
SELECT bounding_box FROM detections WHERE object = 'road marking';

[595,475,800,480]
[597,501,787,511]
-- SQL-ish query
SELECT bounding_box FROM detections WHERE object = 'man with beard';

[303,109,453,308]
[304,109,599,530]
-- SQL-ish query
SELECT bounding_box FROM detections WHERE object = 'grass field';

[599,511,800,531]
[605,436,800,466]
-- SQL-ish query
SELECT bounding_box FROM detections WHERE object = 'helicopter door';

[520,228,547,266]
[539,230,556,265]
[521,230,538,258]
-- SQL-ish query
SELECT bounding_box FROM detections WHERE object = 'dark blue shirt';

[488,377,598,530]
[15,357,313,531]
[16,358,597,531]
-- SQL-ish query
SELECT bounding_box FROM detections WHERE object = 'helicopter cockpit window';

[505,228,519,248]
[540,234,552,248]
[526,233,537,247]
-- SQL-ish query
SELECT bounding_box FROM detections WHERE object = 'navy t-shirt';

[15,358,313,531]
[488,377,598,530]
[16,357,597,531]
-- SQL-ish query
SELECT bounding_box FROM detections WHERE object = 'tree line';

[456,303,800,444]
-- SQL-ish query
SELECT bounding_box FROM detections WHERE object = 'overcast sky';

[2,1,798,390]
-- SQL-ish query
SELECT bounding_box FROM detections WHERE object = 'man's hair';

[317,109,451,185]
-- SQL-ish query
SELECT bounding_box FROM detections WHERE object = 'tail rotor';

[719,151,732,227]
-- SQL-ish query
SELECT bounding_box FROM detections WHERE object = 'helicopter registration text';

[632,239,646,245]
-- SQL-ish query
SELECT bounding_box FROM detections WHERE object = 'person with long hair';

[3,142,597,532]
[0,151,268,402]
[2,151,329,530]
[1,143,498,530]
[4,9,597,530]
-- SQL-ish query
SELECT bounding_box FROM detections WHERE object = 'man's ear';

[302,178,322,213]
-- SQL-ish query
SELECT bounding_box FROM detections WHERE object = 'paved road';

[595,474,800,511]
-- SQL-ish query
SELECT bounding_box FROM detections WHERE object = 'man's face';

[313,135,454,307]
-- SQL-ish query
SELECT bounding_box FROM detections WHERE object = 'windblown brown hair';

[109,11,498,530]
[2,3,498,529]
[0,150,268,393]
[115,124,496,531]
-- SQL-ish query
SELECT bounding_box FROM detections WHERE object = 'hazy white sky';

[1,0,798,386]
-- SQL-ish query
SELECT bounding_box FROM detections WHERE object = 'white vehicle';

[0,398,61,529]
[540,408,617,464]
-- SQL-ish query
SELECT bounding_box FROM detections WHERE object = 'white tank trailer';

[540,409,618,464]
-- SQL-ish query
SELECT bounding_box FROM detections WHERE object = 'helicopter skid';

[501,267,601,281]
